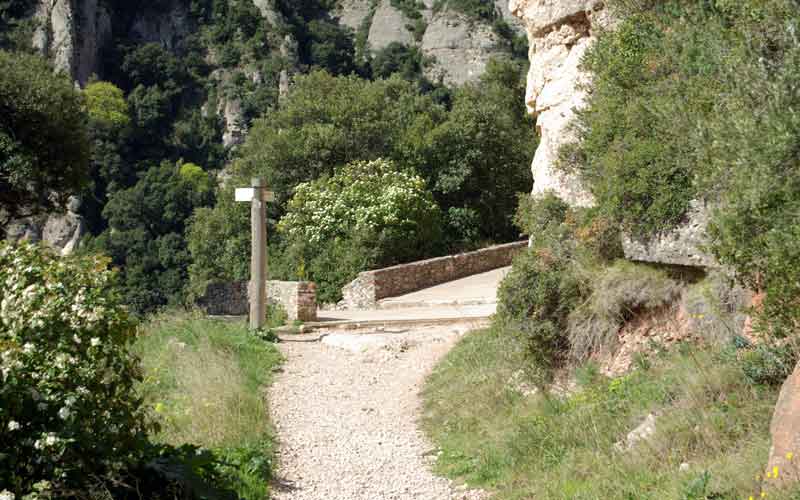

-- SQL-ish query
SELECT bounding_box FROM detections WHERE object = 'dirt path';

[269,325,488,500]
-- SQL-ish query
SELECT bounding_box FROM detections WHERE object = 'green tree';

[0,50,91,233]
[93,161,215,313]
[405,58,535,244]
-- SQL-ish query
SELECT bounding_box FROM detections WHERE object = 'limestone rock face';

[368,0,415,51]
[768,360,800,485]
[336,0,374,32]
[7,197,86,255]
[33,0,112,86]
[129,0,191,50]
[622,201,717,268]
[421,12,510,86]
[510,0,606,206]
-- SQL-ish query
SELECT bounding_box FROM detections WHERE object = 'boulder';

[622,201,717,268]
[768,360,800,484]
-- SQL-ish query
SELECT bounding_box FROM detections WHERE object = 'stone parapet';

[340,241,527,309]
[197,280,317,322]
[267,281,318,322]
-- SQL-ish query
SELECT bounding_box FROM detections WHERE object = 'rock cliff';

[509,0,606,207]
[338,0,523,85]
[33,0,112,86]
[511,0,717,268]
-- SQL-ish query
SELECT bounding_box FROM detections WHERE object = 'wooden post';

[250,177,267,330]
[236,179,274,330]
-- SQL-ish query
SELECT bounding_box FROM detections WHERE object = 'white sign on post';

[235,179,275,330]
[236,188,275,202]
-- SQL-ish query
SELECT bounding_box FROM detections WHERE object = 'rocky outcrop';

[337,0,375,32]
[368,0,415,51]
[421,12,510,86]
[6,197,86,255]
[128,0,191,51]
[33,0,112,86]
[341,0,520,85]
[768,360,800,485]
[622,201,716,268]
[510,0,607,207]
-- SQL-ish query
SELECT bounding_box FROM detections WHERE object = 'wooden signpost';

[235,178,275,330]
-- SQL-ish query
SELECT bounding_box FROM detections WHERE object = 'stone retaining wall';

[197,280,317,322]
[340,241,528,309]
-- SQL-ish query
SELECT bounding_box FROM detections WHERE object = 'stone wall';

[267,281,318,322]
[340,241,527,309]
[197,280,317,322]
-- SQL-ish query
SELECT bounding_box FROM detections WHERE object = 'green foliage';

[496,247,582,381]
[433,0,496,21]
[0,242,149,497]
[423,330,780,499]
[0,50,91,229]
[278,158,443,302]
[85,81,131,132]
[406,58,535,243]
[0,0,34,50]
[192,62,533,292]
[93,161,215,313]
[564,0,800,338]
[370,42,426,81]
[306,19,357,76]
[739,343,798,387]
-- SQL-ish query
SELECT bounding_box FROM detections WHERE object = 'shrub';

[0,242,150,497]
[567,260,683,362]
[496,248,582,381]
[277,158,443,302]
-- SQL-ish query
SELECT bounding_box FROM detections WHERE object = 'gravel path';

[269,324,488,500]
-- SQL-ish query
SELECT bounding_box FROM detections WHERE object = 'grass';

[134,312,283,499]
[422,326,800,499]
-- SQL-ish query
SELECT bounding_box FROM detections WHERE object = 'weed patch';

[423,328,787,499]
[135,312,282,499]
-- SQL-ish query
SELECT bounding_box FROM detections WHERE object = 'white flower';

[0,489,15,500]
[44,433,58,446]
[22,343,35,354]
[72,334,81,344]
[90,337,101,347]
[7,420,20,431]
[58,407,72,420]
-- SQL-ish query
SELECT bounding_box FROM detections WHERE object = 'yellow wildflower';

[787,452,794,461]
[773,466,779,478]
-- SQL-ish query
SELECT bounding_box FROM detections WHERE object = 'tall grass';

[422,327,795,499]
[135,312,282,499]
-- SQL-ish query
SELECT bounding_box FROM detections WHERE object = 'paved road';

[379,267,510,308]
[315,267,510,326]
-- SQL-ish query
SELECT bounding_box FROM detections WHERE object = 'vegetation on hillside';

[561,0,800,337]
[423,328,791,499]
[189,60,534,303]
[423,1,800,495]
[0,51,90,233]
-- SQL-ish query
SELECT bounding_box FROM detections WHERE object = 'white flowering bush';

[0,242,150,497]
[278,158,441,255]
[276,159,443,301]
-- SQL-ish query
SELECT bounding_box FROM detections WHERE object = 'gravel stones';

[269,326,486,500]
